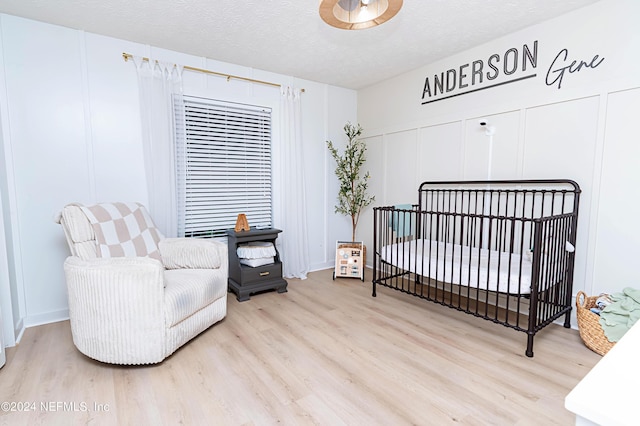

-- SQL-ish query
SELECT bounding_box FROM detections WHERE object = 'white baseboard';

[24,309,69,329]
[309,262,334,272]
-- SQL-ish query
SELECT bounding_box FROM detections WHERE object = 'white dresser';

[565,320,640,425]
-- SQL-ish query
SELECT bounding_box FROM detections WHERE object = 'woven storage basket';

[576,290,615,356]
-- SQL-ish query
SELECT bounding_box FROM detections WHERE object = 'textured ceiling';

[0,0,601,89]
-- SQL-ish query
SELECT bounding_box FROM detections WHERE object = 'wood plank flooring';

[0,269,600,425]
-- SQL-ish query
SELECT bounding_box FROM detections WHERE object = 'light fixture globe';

[319,0,403,30]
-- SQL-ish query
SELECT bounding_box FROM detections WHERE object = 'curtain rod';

[122,53,304,92]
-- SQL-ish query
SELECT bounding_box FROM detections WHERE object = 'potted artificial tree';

[327,122,375,280]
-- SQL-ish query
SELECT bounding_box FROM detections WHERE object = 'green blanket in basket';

[599,287,640,342]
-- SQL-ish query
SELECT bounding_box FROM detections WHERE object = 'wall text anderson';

[421,41,538,104]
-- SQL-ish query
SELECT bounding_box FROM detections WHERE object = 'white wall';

[357,0,640,300]
[0,170,16,347]
[296,84,358,271]
[0,14,356,344]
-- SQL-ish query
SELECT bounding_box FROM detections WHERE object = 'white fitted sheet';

[381,239,533,295]
[237,241,276,259]
[239,257,274,267]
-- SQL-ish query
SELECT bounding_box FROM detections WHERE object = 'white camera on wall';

[479,119,496,136]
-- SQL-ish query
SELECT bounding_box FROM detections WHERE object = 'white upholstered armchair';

[57,202,228,365]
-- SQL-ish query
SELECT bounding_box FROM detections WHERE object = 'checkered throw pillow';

[80,202,163,260]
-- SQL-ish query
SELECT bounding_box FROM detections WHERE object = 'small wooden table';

[227,228,288,302]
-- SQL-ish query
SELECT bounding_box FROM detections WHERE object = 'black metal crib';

[372,180,580,357]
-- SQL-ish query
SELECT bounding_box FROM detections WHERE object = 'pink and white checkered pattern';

[80,202,163,260]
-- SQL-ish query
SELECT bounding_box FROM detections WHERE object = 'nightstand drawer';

[241,262,282,284]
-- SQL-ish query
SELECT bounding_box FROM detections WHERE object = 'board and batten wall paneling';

[84,33,148,203]
[359,134,384,260]
[417,122,464,183]
[302,80,334,271]
[2,15,92,325]
[593,88,640,295]
[324,86,358,263]
[523,96,600,295]
[463,111,521,181]
[383,130,419,207]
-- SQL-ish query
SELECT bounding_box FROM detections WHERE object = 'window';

[175,95,273,238]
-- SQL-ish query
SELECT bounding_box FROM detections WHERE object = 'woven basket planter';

[576,290,615,356]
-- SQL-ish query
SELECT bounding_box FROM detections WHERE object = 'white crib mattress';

[380,239,533,295]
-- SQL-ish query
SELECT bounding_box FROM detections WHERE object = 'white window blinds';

[175,95,273,238]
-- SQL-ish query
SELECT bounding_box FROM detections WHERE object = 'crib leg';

[563,310,572,328]
[372,282,377,297]
[526,334,534,358]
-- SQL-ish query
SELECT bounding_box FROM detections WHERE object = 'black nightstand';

[227,228,288,302]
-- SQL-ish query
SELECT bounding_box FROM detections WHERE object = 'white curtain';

[274,86,309,279]
[133,56,183,237]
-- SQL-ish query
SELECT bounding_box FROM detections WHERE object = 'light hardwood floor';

[0,269,600,425]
